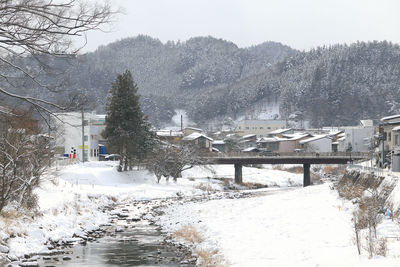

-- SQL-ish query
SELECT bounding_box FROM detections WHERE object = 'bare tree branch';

[0,0,116,113]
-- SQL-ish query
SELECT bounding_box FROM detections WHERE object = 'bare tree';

[0,0,115,113]
[147,143,208,183]
[0,110,48,212]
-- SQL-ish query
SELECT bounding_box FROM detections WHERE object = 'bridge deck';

[201,152,370,165]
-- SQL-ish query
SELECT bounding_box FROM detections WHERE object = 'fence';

[348,164,385,176]
[55,156,78,170]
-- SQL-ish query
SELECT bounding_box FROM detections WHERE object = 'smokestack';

[181,115,183,131]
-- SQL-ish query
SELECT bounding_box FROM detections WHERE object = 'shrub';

[196,249,226,267]
[173,225,204,244]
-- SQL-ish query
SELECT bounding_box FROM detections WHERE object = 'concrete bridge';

[200,152,371,186]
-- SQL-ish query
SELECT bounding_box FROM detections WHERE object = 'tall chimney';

[181,115,183,131]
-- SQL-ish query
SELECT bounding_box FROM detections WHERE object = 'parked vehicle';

[105,154,120,161]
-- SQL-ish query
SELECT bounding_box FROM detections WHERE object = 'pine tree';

[102,70,154,171]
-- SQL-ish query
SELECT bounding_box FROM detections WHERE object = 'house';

[392,126,400,152]
[156,130,184,145]
[236,120,287,138]
[54,112,106,161]
[182,132,213,151]
[183,127,203,136]
[281,133,312,150]
[242,147,260,153]
[212,140,226,153]
[267,128,293,137]
[239,134,258,149]
[299,135,332,152]
[257,137,282,152]
[339,126,375,152]
[335,133,346,152]
[379,114,400,152]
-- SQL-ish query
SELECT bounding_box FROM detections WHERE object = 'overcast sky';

[81,0,400,52]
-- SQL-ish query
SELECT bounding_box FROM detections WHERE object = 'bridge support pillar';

[234,164,243,184]
[303,163,311,187]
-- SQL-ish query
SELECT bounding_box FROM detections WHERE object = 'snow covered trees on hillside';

[0,0,113,112]
[102,71,154,172]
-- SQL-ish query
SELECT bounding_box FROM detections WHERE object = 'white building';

[299,135,332,152]
[339,126,375,152]
[54,112,106,161]
[236,120,287,138]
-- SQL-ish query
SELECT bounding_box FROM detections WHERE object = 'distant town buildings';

[54,112,106,161]
[236,120,287,138]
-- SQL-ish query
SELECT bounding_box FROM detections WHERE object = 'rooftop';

[182,132,213,141]
[156,130,184,137]
[299,135,330,144]
[381,114,400,122]
[268,128,292,135]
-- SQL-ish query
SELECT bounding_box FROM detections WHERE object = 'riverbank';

[157,171,400,267]
[0,161,303,266]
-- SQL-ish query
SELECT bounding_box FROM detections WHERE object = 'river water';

[37,203,194,267]
[36,189,293,267]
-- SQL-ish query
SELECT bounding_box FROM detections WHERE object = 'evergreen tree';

[102,70,154,171]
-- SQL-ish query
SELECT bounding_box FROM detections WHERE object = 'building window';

[84,135,88,141]
[267,127,271,129]
[389,132,392,142]
[395,134,399,146]
[238,126,241,129]
[245,127,249,130]
[260,127,263,129]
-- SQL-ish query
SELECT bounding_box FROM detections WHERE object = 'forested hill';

[181,41,400,127]
[10,37,400,128]
[23,35,294,125]
[277,41,400,127]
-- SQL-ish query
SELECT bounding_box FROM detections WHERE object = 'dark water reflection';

[38,221,193,267]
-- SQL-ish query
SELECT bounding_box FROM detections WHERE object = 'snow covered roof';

[360,120,373,127]
[381,114,400,122]
[156,130,184,137]
[393,126,400,131]
[328,131,343,136]
[337,136,346,141]
[182,132,213,141]
[212,147,220,152]
[241,134,257,139]
[257,137,286,143]
[268,128,292,134]
[282,133,310,141]
[213,140,225,145]
[299,135,330,144]
[242,147,259,152]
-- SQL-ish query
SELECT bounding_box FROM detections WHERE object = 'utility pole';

[81,108,85,163]
[48,113,51,167]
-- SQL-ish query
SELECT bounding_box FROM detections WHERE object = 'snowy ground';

[159,184,400,267]
[2,161,400,266]
[0,161,302,260]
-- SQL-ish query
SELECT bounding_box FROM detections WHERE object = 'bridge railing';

[201,151,372,159]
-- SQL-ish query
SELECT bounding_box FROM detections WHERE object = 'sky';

[81,0,400,52]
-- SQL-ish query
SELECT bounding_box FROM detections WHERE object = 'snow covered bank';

[159,183,400,266]
[0,161,303,262]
